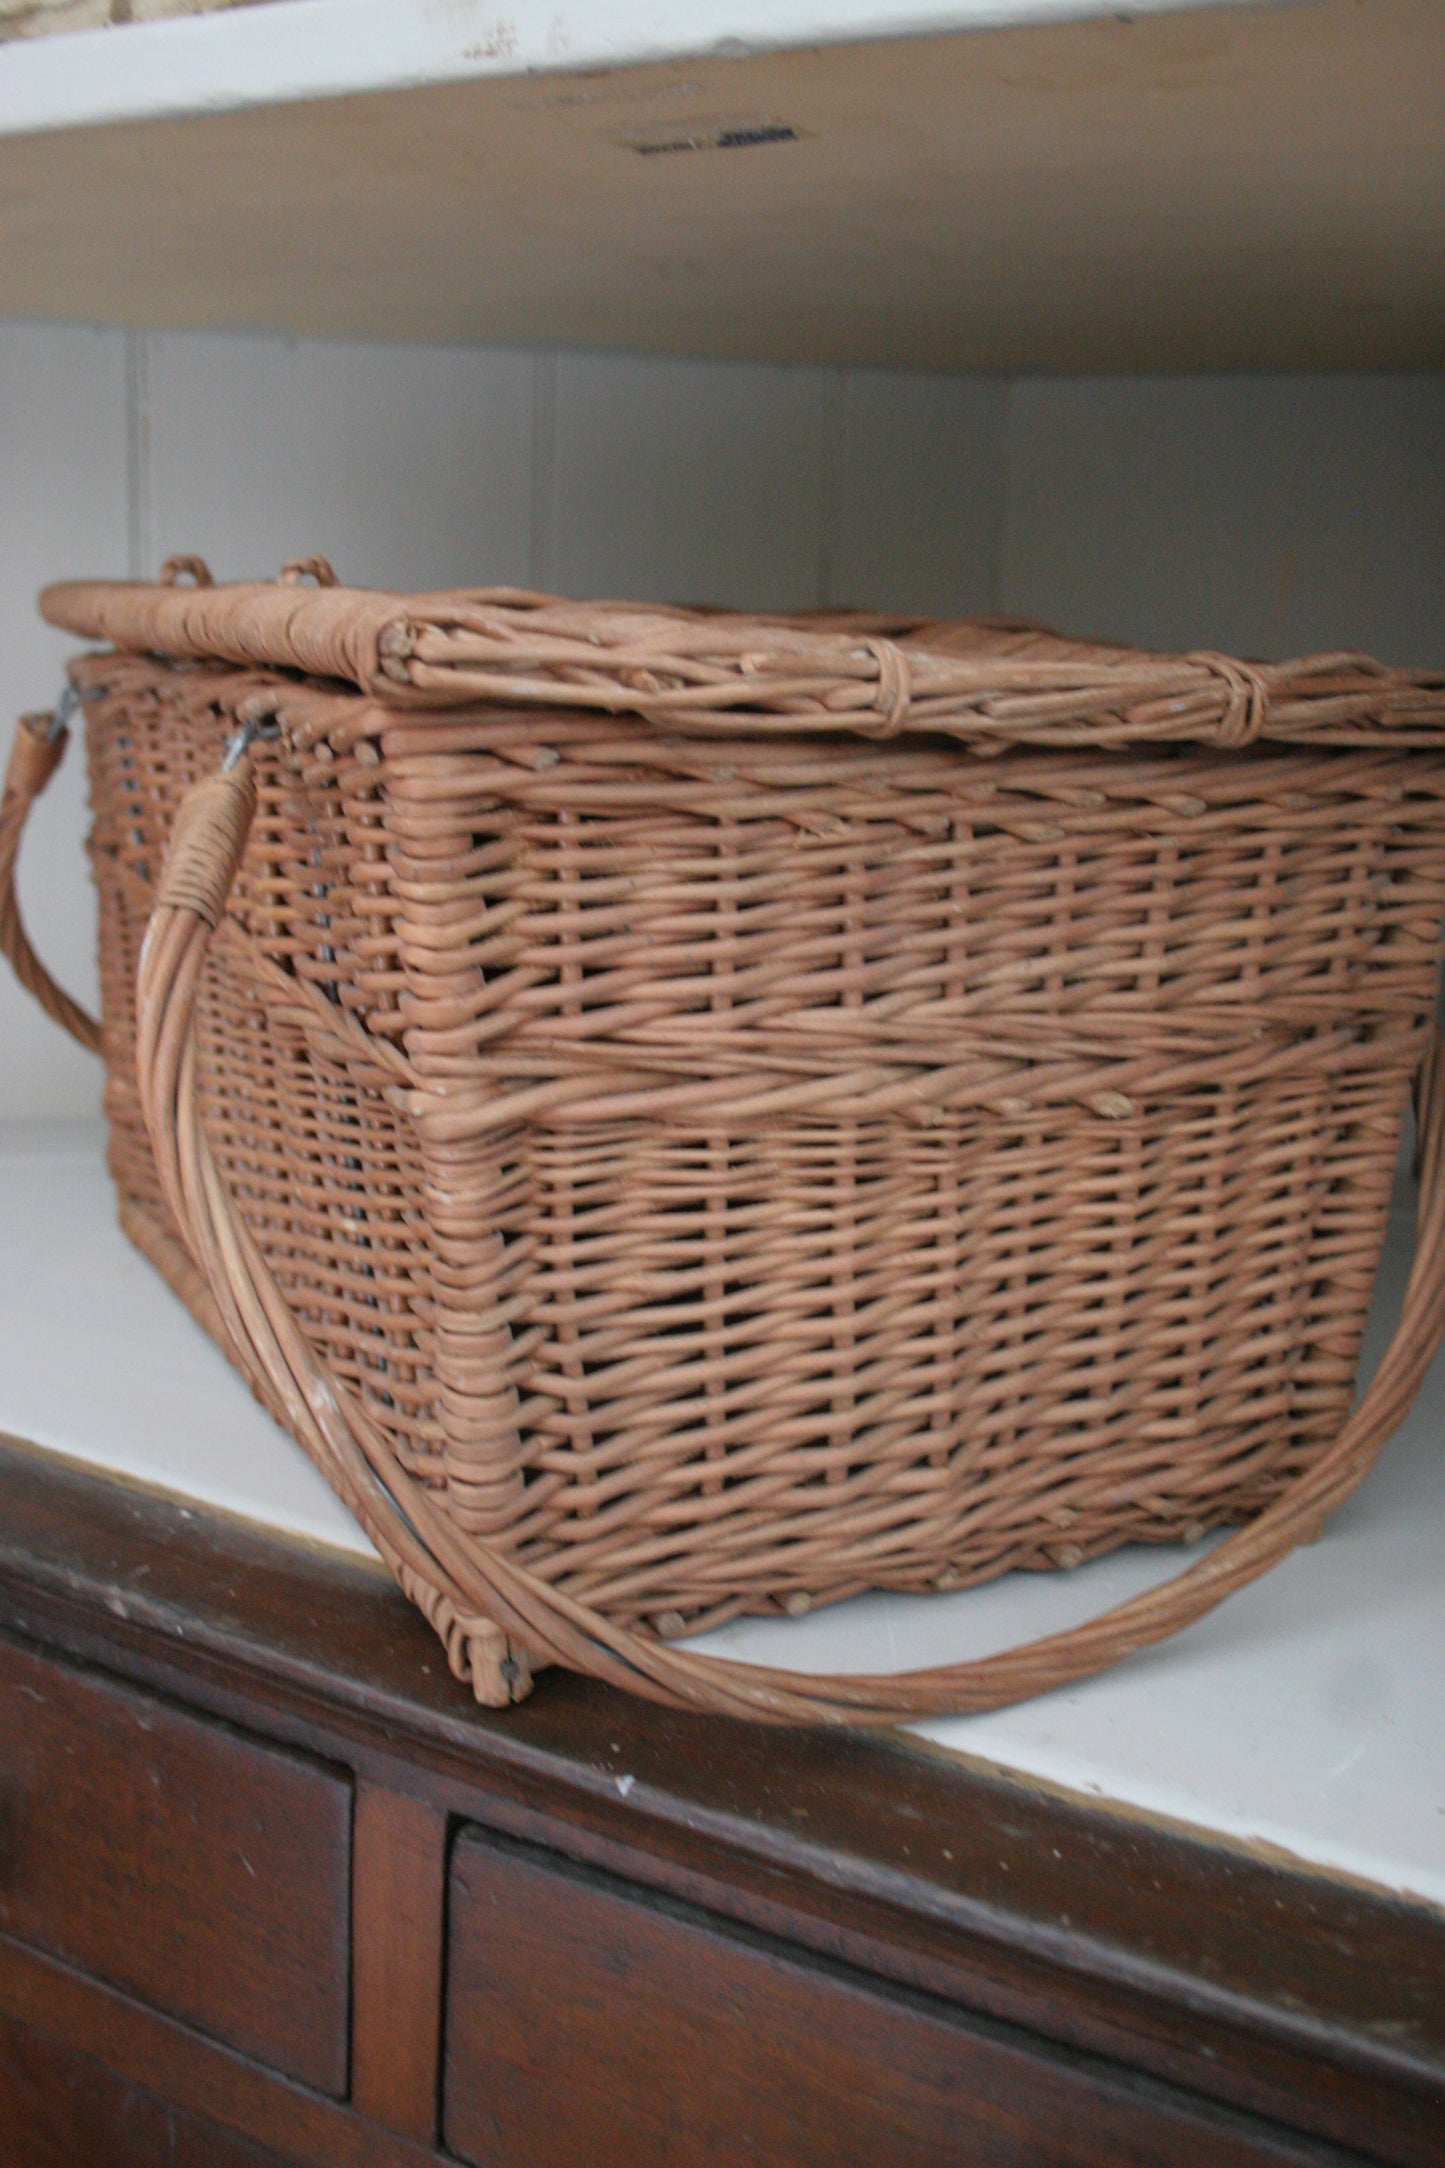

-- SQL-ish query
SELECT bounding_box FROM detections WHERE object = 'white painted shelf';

[0,0,1439,368]
[2,1120,1441,1909]
[0,0,1270,135]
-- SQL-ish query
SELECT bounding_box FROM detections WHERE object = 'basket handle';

[136,746,1445,1726]
[0,706,101,1053]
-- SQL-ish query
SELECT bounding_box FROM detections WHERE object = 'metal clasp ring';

[222,711,283,771]
[47,683,82,742]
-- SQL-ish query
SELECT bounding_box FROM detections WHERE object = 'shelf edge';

[0,0,1301,140]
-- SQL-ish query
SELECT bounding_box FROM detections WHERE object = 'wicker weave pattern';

[67,638,1445,1643]
[82,659,439,1483]
[9,574,1445,1717]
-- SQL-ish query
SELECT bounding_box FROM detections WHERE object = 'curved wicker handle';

[0,712,101,1052]
[136,751,1445,1726]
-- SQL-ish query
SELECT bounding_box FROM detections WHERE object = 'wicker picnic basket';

[7,554,1445,1726]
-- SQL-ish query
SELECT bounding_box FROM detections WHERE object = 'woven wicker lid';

[40,560,1445,754]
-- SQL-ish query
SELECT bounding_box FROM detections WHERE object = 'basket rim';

[39,565,1445,755]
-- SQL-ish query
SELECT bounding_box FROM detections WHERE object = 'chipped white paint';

[0,0,1294,137]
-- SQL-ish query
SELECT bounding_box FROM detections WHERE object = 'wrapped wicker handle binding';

[133,743,1445,1727]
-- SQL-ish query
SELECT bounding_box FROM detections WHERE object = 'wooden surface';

[0,2010,295,2168]
[0,1631,352,2092]
[445,1829,1333,2167]
[0,1436,1439,2164]
[0,2008,172,2168]
[350,1788,447,2141]
[0,0,1441,369]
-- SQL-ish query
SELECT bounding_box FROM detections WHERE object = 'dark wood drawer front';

[0,2007,302,2168]
[445,1832,1316,2168]
[0,2006,171,2168]
[0,1634,350,2094]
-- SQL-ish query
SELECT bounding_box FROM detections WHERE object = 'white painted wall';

[3,320,1442,1118]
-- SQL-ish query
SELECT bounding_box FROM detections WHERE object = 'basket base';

[114,1191,536,1711]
